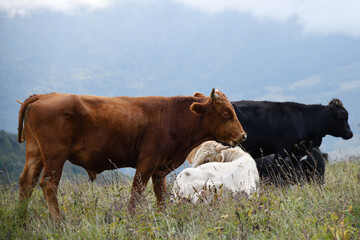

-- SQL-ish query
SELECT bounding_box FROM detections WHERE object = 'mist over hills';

[1,1,359,159]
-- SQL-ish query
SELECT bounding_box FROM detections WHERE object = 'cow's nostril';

[347,131,353,139]
[242,134,247,141]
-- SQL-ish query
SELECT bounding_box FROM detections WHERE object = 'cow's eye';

[223,112,230,118]
[204,159,210,163]
[337,110,347,120]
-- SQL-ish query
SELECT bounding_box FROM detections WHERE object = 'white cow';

[189,140,230,167]
[173,145,259,204]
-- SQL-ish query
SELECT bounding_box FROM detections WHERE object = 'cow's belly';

[67,124,142,171]
[68,146,137,173]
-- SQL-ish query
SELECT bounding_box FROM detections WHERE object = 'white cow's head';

[192,141,230,167]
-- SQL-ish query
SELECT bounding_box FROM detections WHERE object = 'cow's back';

[23,93,156,171]
[232,101,306,157]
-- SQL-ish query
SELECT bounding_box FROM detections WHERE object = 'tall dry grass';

[1,158,359,239]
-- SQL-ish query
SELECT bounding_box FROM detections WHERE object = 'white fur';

[191,141,229,168]
[173,146,259,204]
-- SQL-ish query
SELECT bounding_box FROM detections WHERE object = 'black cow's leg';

[316,151,326,185]
[274,153,288,184]
[289,153,303,183]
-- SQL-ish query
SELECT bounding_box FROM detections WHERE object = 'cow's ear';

[193,92,206,98]
[190,102,209,116]
[216,154,223,162]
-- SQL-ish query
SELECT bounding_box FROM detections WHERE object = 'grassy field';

[1,159,359,239]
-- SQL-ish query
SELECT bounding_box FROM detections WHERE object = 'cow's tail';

[17,94,41,143]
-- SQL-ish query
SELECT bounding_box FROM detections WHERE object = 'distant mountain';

[0,1,359,156]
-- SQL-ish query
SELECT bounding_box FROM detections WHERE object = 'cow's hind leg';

[18,134,43,220]
[19,139,43,200]
[39,151,67,222]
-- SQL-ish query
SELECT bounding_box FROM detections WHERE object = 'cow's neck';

[169,96,214,158]
[153,97,214,176]
[302,105,331,143]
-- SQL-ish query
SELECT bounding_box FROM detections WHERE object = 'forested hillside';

[0,130,26,185]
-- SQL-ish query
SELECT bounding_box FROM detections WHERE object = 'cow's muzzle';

[241,134,247,142]
[229,133,247,146]
[343,131,353,140]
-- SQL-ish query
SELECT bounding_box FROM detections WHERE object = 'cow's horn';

[215,145,229,153]
[211,88,219,101]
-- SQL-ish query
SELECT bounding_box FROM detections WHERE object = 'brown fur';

[17,89,246,221]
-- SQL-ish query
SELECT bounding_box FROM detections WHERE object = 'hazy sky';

[0,0,359,161]
[1,0,360,38]
[175,0,360,37]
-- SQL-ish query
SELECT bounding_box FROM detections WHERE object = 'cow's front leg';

[127,162,156,214]
[152,174,167,208]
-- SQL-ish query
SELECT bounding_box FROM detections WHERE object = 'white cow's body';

[173,146,259,203]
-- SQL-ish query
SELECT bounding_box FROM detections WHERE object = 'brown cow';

[17,89,246,221]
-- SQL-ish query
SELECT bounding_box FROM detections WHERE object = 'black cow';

[255,147,326,185]
[301,147,326,184]
[231,98,353,159]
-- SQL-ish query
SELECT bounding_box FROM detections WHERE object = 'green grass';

[1,160,360,239]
